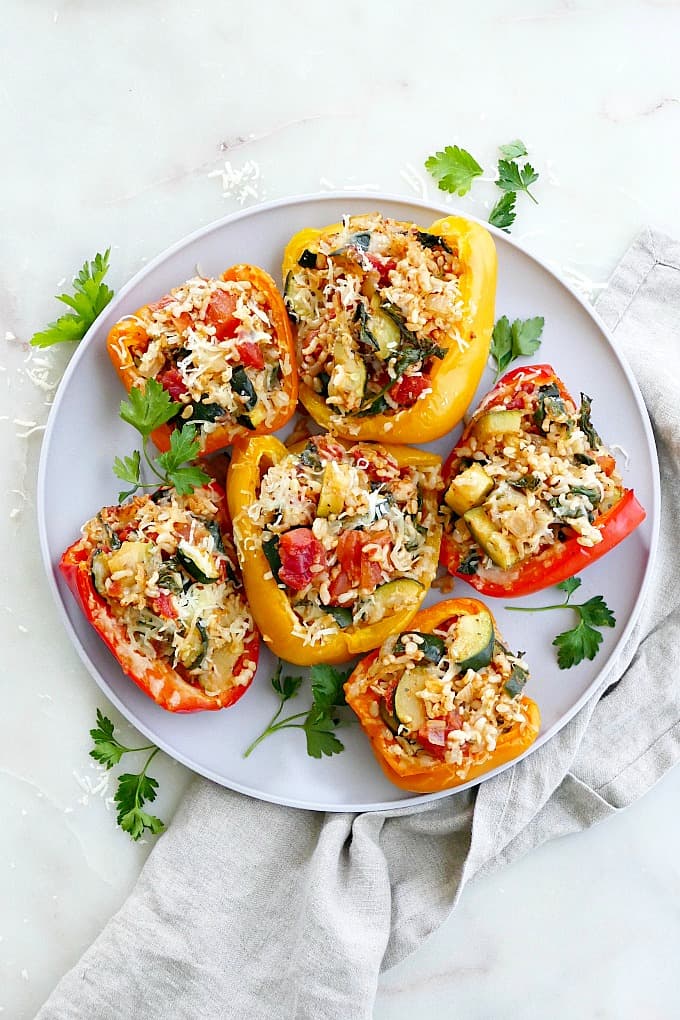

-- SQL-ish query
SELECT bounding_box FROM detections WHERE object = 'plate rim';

[36,190,661,812]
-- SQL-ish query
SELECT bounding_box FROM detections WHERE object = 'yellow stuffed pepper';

[226,433,442,665]
[282,212,497,443]
[344,598,540,793]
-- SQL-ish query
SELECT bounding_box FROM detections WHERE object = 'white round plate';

[38,194,660,812]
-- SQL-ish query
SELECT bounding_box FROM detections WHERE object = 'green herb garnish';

[243,661,351,759]
[424,145,483,197]
[113,379,210,500]
[506,577,616,669]
[31,250,114,347]
[489,315,545,380]
[90,709,164,841]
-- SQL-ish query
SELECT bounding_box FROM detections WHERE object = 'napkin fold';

[37,228,680,1020]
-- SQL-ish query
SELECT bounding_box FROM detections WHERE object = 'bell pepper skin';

[281,215,497,443]
[344,598,541,793]
[440,364,646,597]
[226,435,442,666]
[106,264,297,455]
[59,482,259,712]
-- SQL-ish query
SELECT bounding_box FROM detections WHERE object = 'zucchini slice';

[326,605,353,628]
[448,608,495,672]
[379,697,400,735]
[393,667,429,733]
[317,461,345,518]
[177,540,220,584]
[177,620,208,669]
[371,578,423,616]
[283,271,307,322]
[367,308,401,361]
[444,463,494,516]
[394,631,446,664]
[473,409,524,443]
[463,506,520,570]
[91,551,110,596]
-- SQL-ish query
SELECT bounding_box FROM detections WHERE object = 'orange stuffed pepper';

[344,598,540,793]
[107,265,297,455]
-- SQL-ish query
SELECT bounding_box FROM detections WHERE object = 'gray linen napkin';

[36,228,680,1020]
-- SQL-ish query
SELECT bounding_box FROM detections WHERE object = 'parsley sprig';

[90,709,165,841]
[113,379,210,500]
[506,577,616,669]
[489,140,540,231]
[424,138,540,234]
[489,314,545,380]
[243,660,351,759]
[31,250,114,347]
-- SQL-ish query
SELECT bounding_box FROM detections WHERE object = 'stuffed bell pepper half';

[282,213,496,443]
[227,433,443,665]
[107,265,297,455]
[344,598,540,793]
[440,364,646,597]
[60,483,259,711]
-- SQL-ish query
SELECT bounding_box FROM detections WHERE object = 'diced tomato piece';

[278,528,326,591]
[205,290,240,341]
[328,568,353,605]
[150,592,177,619]
[597,454,616,476]
[390,374,430,407]
[350,444,399,482]
[365,252,396,285]
[314,435,346,461]
[236,341,265,370]
[173,312,193,333]
[360,557,383,591]
[158,366,188,400]
[336,530,364,584]
[337,530,390,592]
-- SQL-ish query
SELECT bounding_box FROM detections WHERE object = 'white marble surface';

[2,1,680,1016]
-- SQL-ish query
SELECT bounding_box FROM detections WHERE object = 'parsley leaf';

[506,577,616,670]
[553,620,605,670]
[488,192,517,232]
[119,379,180,441]
[113,451,141,502]
[115,768,165,841]
[425,145,483,196]
[156,425,210,494]
[271,659,303,700]
[310,663,349,711]
[490,314,545,379]
[89,708,128,769]
[499,139,528,160]
[556,576,581,599]
[579,595,616,629]
[303,707,345,759]
[89,710,164,840]
[497,159,540,203]
[30,250,114,347]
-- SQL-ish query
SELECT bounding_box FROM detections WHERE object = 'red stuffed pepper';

[60,482,259,711]
[440,364,646,597]
[107,265,297,455]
